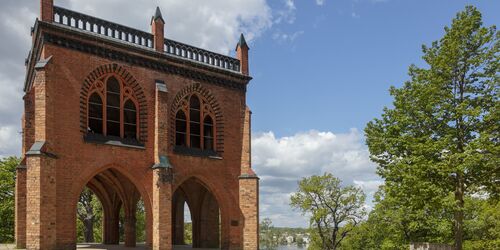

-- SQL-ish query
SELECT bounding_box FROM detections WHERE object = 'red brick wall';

[15,168,26,249]
[21,37,254,248]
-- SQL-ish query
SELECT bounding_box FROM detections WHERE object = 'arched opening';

[184,202,193,246]
[76,187,104,243]
[173,178,221,248]
[76,168,147,248]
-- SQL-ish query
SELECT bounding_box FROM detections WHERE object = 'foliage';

[76,191,147,243]
[290,173,366,250]
[76,187,103,243]
[260,218,279,250]
[463,196,500,249]
[184,222,193,245]
[341,186,451,250]
[136,199,146,242]
[0,157,20,243]
[341,191,499,250]
[365,5,499,249]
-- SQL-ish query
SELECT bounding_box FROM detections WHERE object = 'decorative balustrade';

[164,39,240,72]
[53,6,153,48]
[52,6,241,73]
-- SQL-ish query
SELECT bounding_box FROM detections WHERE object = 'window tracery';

[87,75,139,141]
[175,94,215,151]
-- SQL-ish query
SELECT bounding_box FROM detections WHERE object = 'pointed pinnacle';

[236,33,249,51]
[152,6,165,24]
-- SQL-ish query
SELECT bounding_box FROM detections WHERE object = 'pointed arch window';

[203,115,214,150]
[86,75,140,142]
[106,77,121,137]
[175,94,216,152]
[175,111,187,146]
[123,100,137,139]
[189,96,201,149]
[88,93,103,134]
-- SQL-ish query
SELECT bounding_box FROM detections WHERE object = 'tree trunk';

[84,218,95,242]
[454,173,464,250]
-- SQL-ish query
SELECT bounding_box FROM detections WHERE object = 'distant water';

[277,245,307,250]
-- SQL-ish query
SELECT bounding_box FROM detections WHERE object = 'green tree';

[76,187,103,243]
[463,196,500,249]
[341,186,452,250]
[260,217,278,250]
[136,199,146,242]
[0,156,20,242]
[365,6,499,249]
[290,173,366,250]
[184,222,192,245]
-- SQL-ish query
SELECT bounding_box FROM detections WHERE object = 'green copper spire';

[236,33,249,51]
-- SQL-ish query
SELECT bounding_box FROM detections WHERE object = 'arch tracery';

[171,83,223,154]
[80,64,147,143]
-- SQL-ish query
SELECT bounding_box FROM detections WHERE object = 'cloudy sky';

[1,0,499,228]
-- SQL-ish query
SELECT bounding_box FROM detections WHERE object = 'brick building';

[15,1,259,249]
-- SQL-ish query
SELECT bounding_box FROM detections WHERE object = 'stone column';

[239,106,259,250]
[152,171,172,250]
[26,155,57,250]
[15,165,27,249]
[107,208,120,244]
[124,213,137,247]
[239,176,259,250]
[26,59,58,250]
[151,80,172,250]
[199,192,220,248]
[173,193,185,245]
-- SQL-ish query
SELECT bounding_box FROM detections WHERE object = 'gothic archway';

[75,168,149,247]
[172,177,221,248]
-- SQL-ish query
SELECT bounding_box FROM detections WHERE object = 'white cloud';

[0,1,35,159]
[253,129,381,227]
[353,179,383,198]
[274,0,297,24]
[316,0,326,5]
[61,0,272,55]
[272,30,304,43]
[0,125,22,158]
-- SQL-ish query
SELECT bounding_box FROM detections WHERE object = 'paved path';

[0,243,218,250]
[0,244,16,250]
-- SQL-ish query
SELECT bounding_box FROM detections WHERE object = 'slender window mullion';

[187,107,191,147]
[201,107,204,150]
[103,90,107,136]
[120,86,123,138]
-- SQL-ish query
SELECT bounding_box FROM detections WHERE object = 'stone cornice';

[25,20,251,92]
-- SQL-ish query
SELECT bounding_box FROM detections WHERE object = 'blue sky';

[0,0,498,228]
[247,0,500,135]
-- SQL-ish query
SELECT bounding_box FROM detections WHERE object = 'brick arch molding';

[80,63,148,142]
[170,83,224,154]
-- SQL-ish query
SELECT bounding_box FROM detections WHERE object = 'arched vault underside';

[172,178,220,249]
[84,168,143,246]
